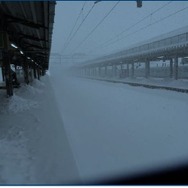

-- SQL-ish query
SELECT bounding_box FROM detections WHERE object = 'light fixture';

[11,43,18,49]
[136,0,142,8]
[20,51,24,55]
[94,0,101,4]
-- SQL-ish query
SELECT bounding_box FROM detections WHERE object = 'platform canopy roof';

[0,1,56,70]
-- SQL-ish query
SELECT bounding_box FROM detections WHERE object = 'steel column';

[99,66,101,77]
[23,58,29,84]
[170,58,173,78]
[1,65,5,81]
[33,64,37,79]
[37,68,40,80]
[131,63,134,78]
[127,63,129,77]
[105,65,107,77]
[114,65,117,77]
[174,57,178,80]
[145,61,150,78]
[4,52,13,96]
[1,19,13,96]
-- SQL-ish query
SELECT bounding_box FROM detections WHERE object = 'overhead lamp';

[94,0,101,4]
[27,57,31,60]
[20,50,24,55]
[136,0,142,8]
[11,43,18,49]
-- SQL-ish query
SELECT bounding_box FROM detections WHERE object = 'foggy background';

[1,1,188,184]
[50,1,188,66]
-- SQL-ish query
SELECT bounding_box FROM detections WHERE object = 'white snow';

[0,76,80,184]
[91,76,188,90]
[51,66,188,183]
[1,64,188,184]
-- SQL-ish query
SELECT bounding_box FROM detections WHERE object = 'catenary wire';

[87,1,172,54]
[101,5,188,52]
[62,2,96,54]
[61,2,87,53]
[71,1,120,55]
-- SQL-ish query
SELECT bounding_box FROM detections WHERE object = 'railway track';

[83,77,188,94]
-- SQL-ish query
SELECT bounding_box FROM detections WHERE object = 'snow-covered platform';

[1,64,188,184]
[0,76,80,184]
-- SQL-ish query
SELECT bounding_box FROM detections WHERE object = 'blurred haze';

[51,1,188,65]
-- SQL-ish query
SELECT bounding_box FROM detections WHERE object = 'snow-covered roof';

[123,25,188,50]
[85,25,188,65]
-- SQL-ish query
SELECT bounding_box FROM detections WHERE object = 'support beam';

[42,68,45,76]
[33,64,37,79]
[90,68,92,77]
[91,68,93,76]
[23,58,29,84]
[98,66,101,77]
[1,65,5,81]
[120,63,123,78]
[112,65,114,77]
[93,67,95,76]
[131,63,134,78]
[88,68,90,76]
[170,58,173,78]
[1,21,13,96]
[174,57,178,80]
[145,61,150,78]
[114,65,117,77]
[7,14,47,29]
[127,63,129,77]
[18,33,47,42]
[93,67,95,77]
[105,65,107,77]
[121,63,123,71]
[37,68,40,80]
[3,52,13,96]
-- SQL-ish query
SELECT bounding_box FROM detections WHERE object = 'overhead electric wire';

[107,1,172,44]
[100,5,188,51]
[72,1,120,54]
[87,1,172,54]
[62,2,96,54]
[62,2,87,53]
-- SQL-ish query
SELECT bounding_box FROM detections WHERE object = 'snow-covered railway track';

[83,77,188,94]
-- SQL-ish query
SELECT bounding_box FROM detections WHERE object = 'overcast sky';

[51,1,188,64]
